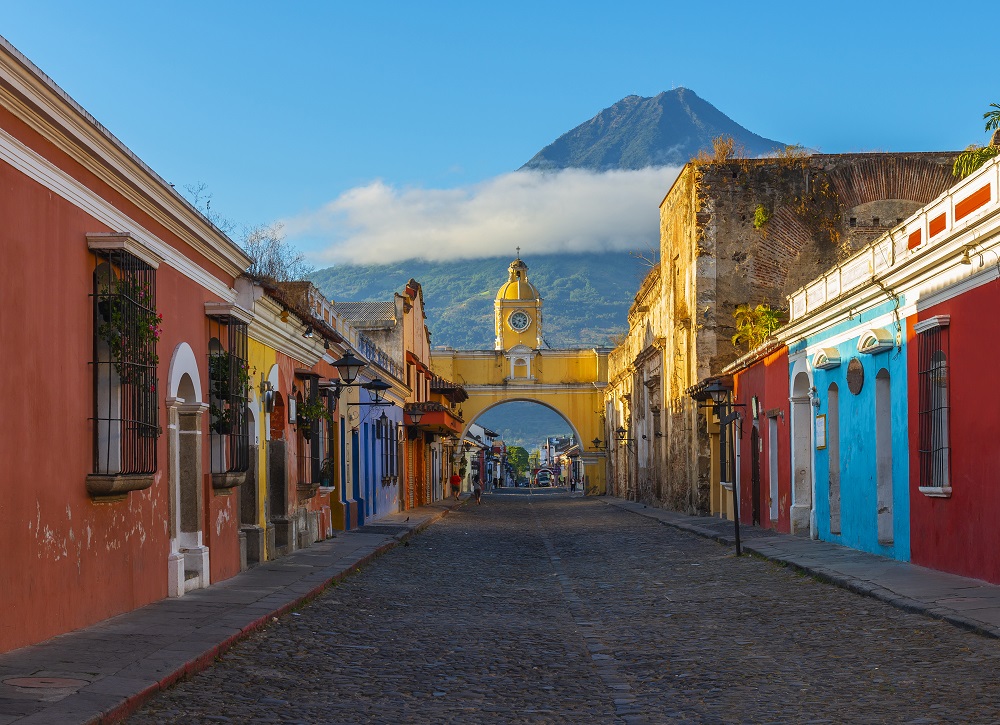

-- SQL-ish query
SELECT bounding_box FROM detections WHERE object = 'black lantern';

[407,406,425,425]
[362,376,392,404]
[332,352,367,385]
[703,379,731,406]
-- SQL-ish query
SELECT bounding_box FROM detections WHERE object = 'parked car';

[534,470,553,487]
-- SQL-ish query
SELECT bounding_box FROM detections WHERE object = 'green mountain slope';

[310,252,647,349]
[522,88,785,171]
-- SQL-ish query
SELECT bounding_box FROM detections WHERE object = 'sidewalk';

[605,497,1000,639]
[0,498,464,725]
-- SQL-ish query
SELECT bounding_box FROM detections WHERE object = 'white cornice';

[0,40,251,278]
[0,125,235,300]
[249,296,326,367]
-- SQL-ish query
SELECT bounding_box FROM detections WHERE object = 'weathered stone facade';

[608,152,957,515]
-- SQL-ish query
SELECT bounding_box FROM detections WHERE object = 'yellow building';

[431,255,609,494]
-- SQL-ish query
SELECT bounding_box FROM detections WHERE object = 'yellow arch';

[431,347,609,494]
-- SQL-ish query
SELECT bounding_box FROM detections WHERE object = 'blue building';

[783,241,913,560]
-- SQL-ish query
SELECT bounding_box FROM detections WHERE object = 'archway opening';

[471,400,579,491]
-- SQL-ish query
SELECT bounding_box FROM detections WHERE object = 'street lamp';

[703,377,743,556]
[591,436,606,451]
[333,352,366,385]
[363,377,392,404]
[327,352,393,406]
[616,425,634,446]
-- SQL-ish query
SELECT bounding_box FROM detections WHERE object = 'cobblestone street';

[128,493,1000,724]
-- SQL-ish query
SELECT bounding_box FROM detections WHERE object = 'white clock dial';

[508,310,530,332]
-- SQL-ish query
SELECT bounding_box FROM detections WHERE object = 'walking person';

[473,476,483,505]
[450,471,462,500]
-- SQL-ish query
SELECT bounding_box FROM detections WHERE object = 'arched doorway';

[791,370,814,537]
[750,424,761,526]
[241,391,262,566]
[165,342,208,597]
[268,390,290,556]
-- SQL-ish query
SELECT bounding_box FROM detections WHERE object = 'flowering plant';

[97,277,162,386]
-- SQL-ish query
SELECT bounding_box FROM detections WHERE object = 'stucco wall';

[0,145,243,652]
[733,348,792,533]
[801,308,911,560]
[645,153,955,516]
[908,283,1000,582]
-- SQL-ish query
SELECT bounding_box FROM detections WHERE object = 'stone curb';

[89,505,456,725]
[602,498,1000,642]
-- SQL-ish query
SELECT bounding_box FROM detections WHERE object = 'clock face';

[508,310,530,332]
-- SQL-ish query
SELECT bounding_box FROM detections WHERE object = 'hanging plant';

[296,396,331,441]
[96,276,162,385]
[297,397,331,425]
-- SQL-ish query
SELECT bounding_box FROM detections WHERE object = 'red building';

[731,345,793,533]
[905,157,1000,582]
[0,38,255,651]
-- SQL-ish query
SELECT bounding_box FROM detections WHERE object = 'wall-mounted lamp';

[959,243,1000,270]
[616,425,635,445]
[591,437,606,451]
[323,339,330,351]
[326,352,392,406]
[303,325,314,339]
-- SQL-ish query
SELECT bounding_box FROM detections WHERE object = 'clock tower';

[495,252,543,355]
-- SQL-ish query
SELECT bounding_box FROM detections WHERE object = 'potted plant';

[208,351,252,435]
[296,396,330,441]
[320,457,335,487]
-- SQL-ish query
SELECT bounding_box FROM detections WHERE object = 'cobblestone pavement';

[127,494,1000,724]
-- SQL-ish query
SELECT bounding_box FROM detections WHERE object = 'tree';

[241,222,314,282]
[732,303,783,351]
[952,103,1000,178]
[183,183,313,282]
[506,446,529,477]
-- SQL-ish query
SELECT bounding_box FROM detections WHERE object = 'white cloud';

[282,166,681,265]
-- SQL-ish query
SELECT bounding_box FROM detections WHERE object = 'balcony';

[405,401,464,437]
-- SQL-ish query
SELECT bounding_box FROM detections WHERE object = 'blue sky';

[2,1,993,265]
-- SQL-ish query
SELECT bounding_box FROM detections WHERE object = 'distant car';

[534,470,553,487]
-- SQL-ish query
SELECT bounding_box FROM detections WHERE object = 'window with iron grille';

[294,377,323,486]
[918,322,950,490]
[92,250,160,475]
[207,317,250,474]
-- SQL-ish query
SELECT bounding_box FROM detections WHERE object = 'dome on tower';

[496,256,539,301]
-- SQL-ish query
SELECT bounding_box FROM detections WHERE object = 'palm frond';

[985,103,1000,133]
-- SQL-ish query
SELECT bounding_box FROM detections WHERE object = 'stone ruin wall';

[652,152,957,515]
